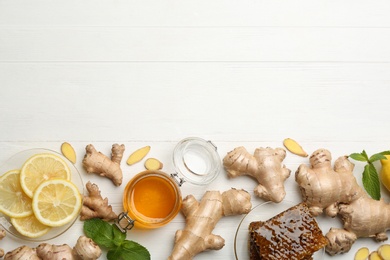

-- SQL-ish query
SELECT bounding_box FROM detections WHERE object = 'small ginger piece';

[223,146,291,202]
[4,246,40,260]
[283,138,308,157]
[127,145,150,165]
[169,188,251,260]
[0,228,5,240]
[73,236,102,260]
[80,181,118,221]
[355,247,370,260]
[61,142,76,164]
[83,143,125,186]
[144,158,163,170]
[379,244,390,260]
[5,236,101,260]
[36,243,74,260]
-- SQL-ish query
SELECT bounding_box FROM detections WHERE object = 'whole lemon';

[380,155,390,192]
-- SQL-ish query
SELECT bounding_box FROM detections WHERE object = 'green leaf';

[349,153,368,162]
[369,153,387,163]
[362,164,381,200]
[379,150,390,156]
[107,240,151,260]
[84,218,117,249]
[112,224,126,247]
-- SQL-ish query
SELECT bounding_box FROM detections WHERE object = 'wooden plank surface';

[1,1,390,259]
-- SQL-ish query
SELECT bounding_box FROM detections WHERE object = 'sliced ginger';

[127,146,150,165]
[61,142,76,164]
[283,138,308,157]
[354,247,369,260]
[369,251,382,260]
[379,244,390,259]
[144,158,163,170]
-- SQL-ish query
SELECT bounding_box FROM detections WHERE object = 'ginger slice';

[283,138,308,157]
[354,247,370,260]
[144,158,163,170]
[126,146,150,165]
[379,244,390,260]
[61,142,76,164]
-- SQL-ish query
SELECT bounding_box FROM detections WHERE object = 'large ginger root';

[169,188,252,260]
[223,146,291,202]
[296,148,390,255]
[80,181,118,221]
[5,235,101,260]
[83,143,125,186]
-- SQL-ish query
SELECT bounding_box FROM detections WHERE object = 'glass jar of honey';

[117,137,221,231]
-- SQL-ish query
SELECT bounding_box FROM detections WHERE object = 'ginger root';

[0,228,5,258]
[83,143,125,186]
[296,148,390,255]
[223,146,291,202]
[80,181,118,221]
[169,188,252,260]
[5,235,101,260]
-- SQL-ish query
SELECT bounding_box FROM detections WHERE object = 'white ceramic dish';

[234,200,325,260]
[0,148,84,241]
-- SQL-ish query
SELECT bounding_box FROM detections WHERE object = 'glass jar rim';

[172,137,221,186]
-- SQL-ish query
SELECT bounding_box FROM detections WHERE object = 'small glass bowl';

[0,148,84,241]
[234,201,325,260]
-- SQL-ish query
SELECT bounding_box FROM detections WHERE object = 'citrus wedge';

[0,169,32,217]
[11,214,51,238]
[32,179,82,227]
[20,153,71,198]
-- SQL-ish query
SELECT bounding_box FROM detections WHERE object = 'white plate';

[234,200,325,260]
[0,148,84,241]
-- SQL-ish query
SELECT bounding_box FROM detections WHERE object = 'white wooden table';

[1,1,390,259]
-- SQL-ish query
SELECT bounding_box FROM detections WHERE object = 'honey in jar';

[123,170,182,229]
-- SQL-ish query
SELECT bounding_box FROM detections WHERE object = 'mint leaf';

[369,153,387,163]
[380,151,390,156]
[84,219,150,260]
[107,240,151,260]
[112,224,126,247]
[362,164,381,200]
[349,153,367,162]
[84,218,117,248]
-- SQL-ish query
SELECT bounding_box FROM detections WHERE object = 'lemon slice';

[32,179,82,227]
[20,153,71,198]
[11,214,51,238]
[0,169,32,217]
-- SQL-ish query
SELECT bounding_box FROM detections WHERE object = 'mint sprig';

[84,218,150,260]
[349,150,390,200]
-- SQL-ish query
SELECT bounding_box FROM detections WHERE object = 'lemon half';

[20,153,71,198]
[0,169,32,217]
[32,179,82,227]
